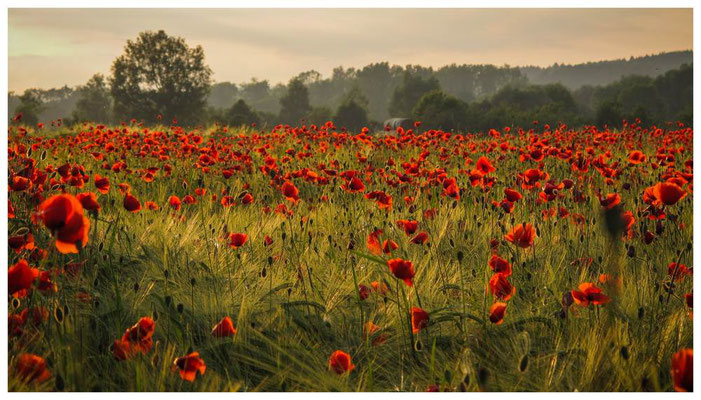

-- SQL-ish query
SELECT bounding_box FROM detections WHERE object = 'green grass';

[8,123,693,391]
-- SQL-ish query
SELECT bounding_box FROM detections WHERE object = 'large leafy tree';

[13,89,44,126]
[388,71,440,117]
[110,30,212,125]
[412,90,468,131]
[279,77,311,124]
[334,85,370,132]
[225,99,260,127]
[72,74,112,123]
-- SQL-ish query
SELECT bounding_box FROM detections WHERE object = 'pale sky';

[8,8,693,93]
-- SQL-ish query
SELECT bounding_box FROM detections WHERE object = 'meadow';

[7,120,693,392]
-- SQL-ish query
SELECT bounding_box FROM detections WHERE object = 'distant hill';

[520,50,692,90]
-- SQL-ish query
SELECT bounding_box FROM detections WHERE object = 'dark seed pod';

[177,303,184,313]
[190,278,196,287]
[519,355,529,372]
[165,295,172,306]
[562,291,574,307]
[55,373,65,391]
[133,283,139,292]
[638,307,645,319]
[620,346,629,360]
[54,306,65,323]
[627,246,636,258]
[477,367,490,387]
[457,251,464,262]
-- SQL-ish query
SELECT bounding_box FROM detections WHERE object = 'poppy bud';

[477,367,490,387]
[134,283,139,292]
[457,251,464,262]
[627,245,636,258]
[519,355,529,372]
[190,278,196,287]
[177,303,184,313]
[165,295,172,306]
[620,346,629,360]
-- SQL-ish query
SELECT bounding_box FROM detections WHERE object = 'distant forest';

[8,50,693,131]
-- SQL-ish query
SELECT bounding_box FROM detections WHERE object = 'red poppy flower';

[281,181,300,203]
[123,193,142,213]
[328,350,355,374]
[475,156,496,174]
[571,283,611,307]
[668,262,692,281]
[93,174,110,194]
[628,150,647,164]
[488,254,512,276]
[9,259,39,296]
[410,231,429,245]
[144,201,159,210]
[382,239,399,254]
[77,192,100,212]
[113,317,155,360]
[489,302,507,325]
[342,177,365,193]
[504,188,522,202]
[411,306,429,334]
[228,233,249,249]
[37,194,90,254]
[671,348,693,392]
[650,182,687,206]
[264,235,274,246]
[15,354,51,383]
[358,284,371,300]
[489,273,515,301]
[397,219,418,236]
[367,229,383,255]
[241,193,254,205]
[598,193,621,210]
[168,195,182,211]
[504,223,536,249]
[173,352,206,382]
[211,317,237,337]
[9,233,35,253]
[387,258,415,287]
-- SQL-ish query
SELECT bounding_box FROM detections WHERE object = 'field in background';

[7,121,693,391]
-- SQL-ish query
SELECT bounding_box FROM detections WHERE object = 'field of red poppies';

[7,120,693,392]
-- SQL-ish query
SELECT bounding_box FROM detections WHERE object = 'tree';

[279,77,311,124]
[208,82,238,109]
[308,106,332,125]
[412,90,468,131]
[110,30,212,125]
[225,99,259,127]
[388,71,440,117]
[71,74,112,123]
[595,100,623,129]
[14,89,44,126]
[334,85,370,132]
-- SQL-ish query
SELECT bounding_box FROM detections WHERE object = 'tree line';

[9,30,693,131]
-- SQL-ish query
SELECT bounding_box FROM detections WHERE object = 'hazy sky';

[9,8,693,93]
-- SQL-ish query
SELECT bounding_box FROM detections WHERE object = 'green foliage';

[71,74,112,124]
[225,99,260,127]
[13,89,44,126]
[109,30,212,125]
[308,106,333,126]
[389,71,441,117]
[412,90,469,131]
[334,86,370,131]
[279,78,311,124]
